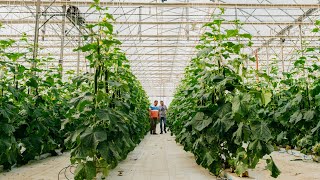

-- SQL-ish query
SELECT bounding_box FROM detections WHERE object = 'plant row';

[0,1,150,179]
[168,9,320,178]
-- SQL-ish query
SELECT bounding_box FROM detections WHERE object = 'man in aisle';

[159,100,168,134]
[149,100,160,135]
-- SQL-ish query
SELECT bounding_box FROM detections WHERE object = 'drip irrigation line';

[69,164,74,175]
[278,149,313,160]
[58,164,75,180]
[64,164,70,180]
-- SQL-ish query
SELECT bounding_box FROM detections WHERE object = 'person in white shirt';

[159,100,168,134]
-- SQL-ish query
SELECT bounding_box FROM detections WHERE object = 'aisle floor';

[107,125,215,180]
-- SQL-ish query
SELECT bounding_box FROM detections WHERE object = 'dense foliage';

[0,36,71,169]
[62,2,150,179]
[250,20,320,156]
[168,10,320,178]
[0,1,150,179]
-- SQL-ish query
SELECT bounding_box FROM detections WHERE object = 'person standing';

[149,100,159,135]
[159,100,168,134]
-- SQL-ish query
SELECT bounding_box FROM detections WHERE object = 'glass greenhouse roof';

[1,0,320,103]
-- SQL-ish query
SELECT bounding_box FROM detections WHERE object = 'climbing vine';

[63,1,149,179]
[0,2,149,179]
[168,10,280,178]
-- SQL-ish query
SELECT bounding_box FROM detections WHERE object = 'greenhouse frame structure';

[1,0,320,103]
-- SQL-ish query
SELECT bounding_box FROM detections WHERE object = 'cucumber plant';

[168,9,280,178]
[63,1,150,179]
[0,33,72,169]
[0,2,149,177]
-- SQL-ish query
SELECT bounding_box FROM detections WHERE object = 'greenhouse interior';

[1,0,320,179]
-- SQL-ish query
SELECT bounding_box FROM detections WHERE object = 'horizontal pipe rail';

[0,19,316,26]
[1,34,320,39]
[1,1,320,9]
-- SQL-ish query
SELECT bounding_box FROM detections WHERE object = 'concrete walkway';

[107,126,215,180]
[0,152,73,180]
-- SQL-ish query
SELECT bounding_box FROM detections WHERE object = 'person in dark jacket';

[159,100,168,134]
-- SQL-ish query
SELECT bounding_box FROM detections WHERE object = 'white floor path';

[106,125,215,180]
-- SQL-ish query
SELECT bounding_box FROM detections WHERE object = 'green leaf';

[69,128,85,143]
[240,33,252,39]
[80,128,108,149]
[251,122,272,142]
[261,91,272,107]
[107,80,122,87]
[248,139,263,153]
[232,44,242,54]
[216,102,232,118]
[294,57,306,67]
[78,98,93,112]
[276,131,286,143]
[74,43,97,52]
[232,96,241,114]
[96,109,111,121]
[289,110,303,124]
[233,122,250,145]
[102,39,120,46]
[213,19,224,26]
[315,94,320,106]
[85,161,96,180]
[266,157,281,178]
[74,163,85,180]
[226,29,239,37]
[212,113,234,135]
[293,93,303,104]
[96,90,107,103]
[5,52,25,62]
[191,112,213,131]
[0,123,15,134]
[101,21,113,33]
[26,77,38,88]
[235,163,248,176]
[109,142,121,160]
[201,152,214,167]
[303,110,315,121]
[211,75,224,82]
[312,28,319,32]
[311,121,320,134]
[44,76,54,86]
[18,65,26,73]
[105,13,115,21]
[232,94,250,115]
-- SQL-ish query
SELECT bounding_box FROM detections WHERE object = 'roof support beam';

[255,8,319,52]
[5,45,319,49]
[1,1,320,9]
[2,34,320,39]
[0,19,316,26]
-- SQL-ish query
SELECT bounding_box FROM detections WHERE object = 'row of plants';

[167,9,320,178]
[0,34,72,170]
[63,2,150,179]
[246,21,320,159]
[0,1,150,179]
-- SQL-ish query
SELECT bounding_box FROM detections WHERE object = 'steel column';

[32,0,41,68]
[59,4,67,72]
